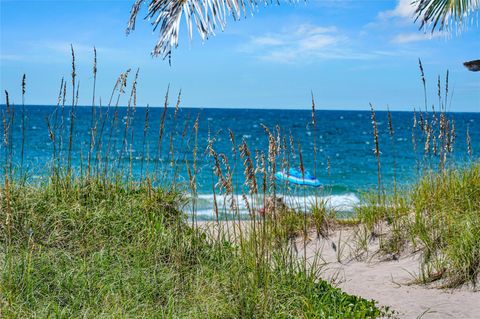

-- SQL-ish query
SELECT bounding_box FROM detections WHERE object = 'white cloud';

[0,54,26,62]
[242,23,374,63]
[250,36,285,46]
[391,32,445,44]
[378,0,417,20]
[372,1,450,44]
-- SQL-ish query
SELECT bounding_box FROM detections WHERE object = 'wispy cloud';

[370,1,450,45]
[378,0,416,21]
[363,0,419,31]
[241,23,377,63]
[1,40,120,65]
[0,54,26,62]
[392,32,446,44]
[250,36,286,47]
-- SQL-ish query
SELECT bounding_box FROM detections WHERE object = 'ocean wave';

[184,193,360,219]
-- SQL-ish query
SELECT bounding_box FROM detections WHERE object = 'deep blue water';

[1,105,479,217]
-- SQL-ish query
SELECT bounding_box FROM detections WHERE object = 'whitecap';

[186,193,361,218]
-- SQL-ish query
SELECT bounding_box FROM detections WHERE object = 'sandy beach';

[199,221,480,319]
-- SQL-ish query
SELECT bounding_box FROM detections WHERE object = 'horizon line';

[1,104,479,114]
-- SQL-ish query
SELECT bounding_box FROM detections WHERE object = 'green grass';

[0,178,384,318]
[354,162,480,287]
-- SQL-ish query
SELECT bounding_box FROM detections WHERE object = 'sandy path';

[301,228,480,319]
[198,221,479,318]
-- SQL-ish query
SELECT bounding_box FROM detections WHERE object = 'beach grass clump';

[410,163,480,286]
[354,193,388,236]
[355,192,410,256]
[311,199,336,238]
[355,162,480,286]
[0,177,185,249]
[0,177,385,318]
[271,204,305,241]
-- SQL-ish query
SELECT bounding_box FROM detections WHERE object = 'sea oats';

[466,126,472,158]
[418,58,427,112]
[370,103,382,196]
[239,139,257,195]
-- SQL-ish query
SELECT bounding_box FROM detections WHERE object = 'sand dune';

[199,221,480,318]
[303,228,480,319]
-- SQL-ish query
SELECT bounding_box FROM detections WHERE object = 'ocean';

[2,105,479,219]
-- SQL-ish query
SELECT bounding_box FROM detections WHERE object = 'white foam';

[281,193,359,212]
[185,193,360,218]
[194,209,217,217]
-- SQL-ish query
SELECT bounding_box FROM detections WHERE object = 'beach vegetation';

[355,163,480,287]
[0,177,386,318]
[354,64,479,286]
[0,51,387,318]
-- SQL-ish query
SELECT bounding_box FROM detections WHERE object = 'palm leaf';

[127,1,479,62]
[414,0,479,32]
[127,0,291,59]
[463,59,480,71]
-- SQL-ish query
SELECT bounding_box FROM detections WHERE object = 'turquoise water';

[2,105,479,218]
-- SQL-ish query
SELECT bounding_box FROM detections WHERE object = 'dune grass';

[1,51,476,318]
[0,50,390,318]
[0,177,385,318]
[355,162,480,287]
[356,70,479,288]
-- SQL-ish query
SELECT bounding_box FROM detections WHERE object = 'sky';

[1,0,479,111]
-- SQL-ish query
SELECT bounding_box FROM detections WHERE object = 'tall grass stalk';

[466,125,472,160]
[20,74,26,180]
[155,85,169,177]
[190,112,200,229]
[118,68,139,172]
[370,103,382,200]
[88,47,97,176]
[67,45,76,173]
[140,104,150,179]
[387,107,397,195]
[418,58,427,113]
[2,90,13,244]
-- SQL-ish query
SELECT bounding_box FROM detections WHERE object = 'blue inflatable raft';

[275,168,321,187]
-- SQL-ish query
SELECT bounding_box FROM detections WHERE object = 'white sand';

[301,227,480,319]
[198,221,480,318]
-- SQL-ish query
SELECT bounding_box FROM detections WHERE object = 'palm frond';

[126,0,292,59]
[414,0,480,32]
[463,59,480,71]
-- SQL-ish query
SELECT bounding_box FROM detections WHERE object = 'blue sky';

[1,0,479,111]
